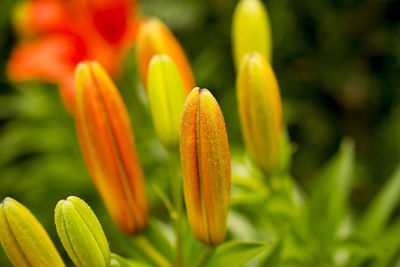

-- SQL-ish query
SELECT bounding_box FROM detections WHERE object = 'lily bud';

[137,18,195,95]
[55,196,110,267]
[74,61,147,235]
[180,88,231,246]
[232,0,272,69]
[0,197,65,267]
[147,55,186,150]
[236,53,282,174]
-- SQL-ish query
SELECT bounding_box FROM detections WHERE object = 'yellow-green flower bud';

[55,196,110,267]
[237,53,283,174]
[232,0,273,69]
[147,54,186,150]
[0,197,65,267]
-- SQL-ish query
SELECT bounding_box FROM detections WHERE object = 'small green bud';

[147,54,186,150]
[232,0,273,69]
[0,197,65,267]
[55,196,110,267]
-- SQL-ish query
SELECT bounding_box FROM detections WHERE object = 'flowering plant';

[0,0,399,266]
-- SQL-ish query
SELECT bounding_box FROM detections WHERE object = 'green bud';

[55,196,110,267]
[232,0,273,69]
[0,197,65,267]
[147,54,186,150]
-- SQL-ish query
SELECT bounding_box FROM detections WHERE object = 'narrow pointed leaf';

[205,241,270,267]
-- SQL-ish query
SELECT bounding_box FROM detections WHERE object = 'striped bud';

[74,61,147,235]
[237,53,282,174]
[232,0,273,69]
[147,55,186,150]
[0,197,65,267]
[180,88,231,246]
[55,196,110,267]
[137,18,195,95]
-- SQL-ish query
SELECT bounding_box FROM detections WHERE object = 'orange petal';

[90,0,130,44]
[7,34,85,112]
[12,0,70,37]
[7,34,84,83]
[180,88,231,246]
[30,0,71,34]
[137,18,195,95]
[74,61,147,235]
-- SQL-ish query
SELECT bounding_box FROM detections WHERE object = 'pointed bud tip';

[1,197,17,209]
[148,54,171,68]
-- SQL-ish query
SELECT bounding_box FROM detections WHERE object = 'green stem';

[193,246,215,267]
[132,236,172,267]
[167,149,184,267]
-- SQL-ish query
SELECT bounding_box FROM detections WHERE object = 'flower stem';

[132,236,172,267]
[193,246,215,267]
[167,149,184,267]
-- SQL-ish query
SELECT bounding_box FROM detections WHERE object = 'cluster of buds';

[233,0,283,175]
[72,15,233,248]
[1,0,285,265]
[0,196,111,267]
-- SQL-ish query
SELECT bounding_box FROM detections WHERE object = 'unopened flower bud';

[232,0,272,69]
[0,197,65,267]
[147,54,186,150]
[137,18,195,95]
[55,196,110,267]
[180,88,231,246]
[74,61,147,235]
[237,53,282,174]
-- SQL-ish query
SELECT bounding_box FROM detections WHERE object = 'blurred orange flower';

[7,0,140,113]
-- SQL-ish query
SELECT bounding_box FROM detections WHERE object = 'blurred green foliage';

[0,0,400,266]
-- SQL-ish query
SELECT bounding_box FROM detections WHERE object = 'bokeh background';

[0,0,399,266]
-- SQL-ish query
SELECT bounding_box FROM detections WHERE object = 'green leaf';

[205,241,271,267]
[370,218,400,267]
[258,238,283,267]
[182,218,204,266]
[307,138,355,242]
[137,220,174,264]
[110,253,152,267]
[359,166,400,238]
[117,219,174,266]
[276,128,293,175]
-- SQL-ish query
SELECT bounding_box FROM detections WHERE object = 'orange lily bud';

[137,18,195,95]
[74,61,147,235]
[180,88,231,246]
[236,53,282,174]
